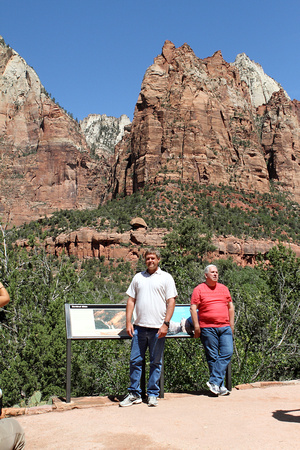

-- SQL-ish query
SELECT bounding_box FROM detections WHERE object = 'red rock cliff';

[0,37,108,226]
[112,41,300,203]
[258,93,300,200]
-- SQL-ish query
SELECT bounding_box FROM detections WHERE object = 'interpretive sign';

[65,303,193,340]
[65,304,128,339]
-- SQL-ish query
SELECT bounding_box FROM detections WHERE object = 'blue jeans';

[129,325,165,398]
[200,326,233,387]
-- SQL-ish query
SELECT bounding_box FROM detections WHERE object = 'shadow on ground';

[272,409,300,423]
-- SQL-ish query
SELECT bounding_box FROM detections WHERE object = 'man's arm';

[0,283,9,308]
[190,304,200,338]
[228,301,235,334]
[126,296,136,337]
[157,297,176,338]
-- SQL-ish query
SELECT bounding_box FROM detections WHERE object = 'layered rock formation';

[258,93,300,200]
[16,224,300,266]
[112,41,300,203]
[0,36,110,226]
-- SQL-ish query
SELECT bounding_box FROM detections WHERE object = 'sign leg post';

[159,353,164,398]
[66,339,71,403]
[226,362,232,391]
[141,358,146,399]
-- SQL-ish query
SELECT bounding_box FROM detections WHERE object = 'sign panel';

[65,304,128,339]
[65,304,193,340]
[168,304,193,337]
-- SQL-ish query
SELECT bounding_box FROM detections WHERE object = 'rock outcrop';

[258,92,300,200]
[112,41,300,203]
[16,226,300,266]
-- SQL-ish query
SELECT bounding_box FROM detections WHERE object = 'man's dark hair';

[144,248,161,260]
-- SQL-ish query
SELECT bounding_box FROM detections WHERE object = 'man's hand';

[190,304,200,338]
[125,296,136,337]
[193,327,201,339]
[157,323,169,338]
[126,323,134,338]
[228,301,235,335]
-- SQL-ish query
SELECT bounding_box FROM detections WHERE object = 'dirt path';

[16,384,300,449]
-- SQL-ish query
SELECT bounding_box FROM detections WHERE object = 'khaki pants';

[0,418,25,450]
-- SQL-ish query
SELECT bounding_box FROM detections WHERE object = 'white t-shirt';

[126,267,178,328]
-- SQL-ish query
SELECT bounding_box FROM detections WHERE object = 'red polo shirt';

[191,282,232,328]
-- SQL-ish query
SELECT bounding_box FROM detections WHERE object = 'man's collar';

[144,267,162,275]
[205,280,218,288]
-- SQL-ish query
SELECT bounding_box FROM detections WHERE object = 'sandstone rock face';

[41,226,166,260]
[130,217,147,229]
[0,37,108,226]
[232,53,290,108]
[112,41,300,203]
[1,35,300,230]
[258,93,300,201]
[112,41,270,197]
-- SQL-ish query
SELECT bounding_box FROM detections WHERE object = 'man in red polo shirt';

[190,265,234,396]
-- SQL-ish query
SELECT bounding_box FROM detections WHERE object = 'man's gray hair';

[204,264,218,274]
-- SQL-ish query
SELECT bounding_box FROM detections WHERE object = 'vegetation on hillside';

[11,182,300,244]
[0,183,299,406]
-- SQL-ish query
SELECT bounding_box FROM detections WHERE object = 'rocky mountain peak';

[0,36,299,227]
[112,41,300,203]
[232,53,290,107]
[0,36,109,226]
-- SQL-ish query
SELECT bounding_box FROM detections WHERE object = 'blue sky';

[1,0,299,121]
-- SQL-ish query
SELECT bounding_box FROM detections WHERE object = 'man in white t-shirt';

[119,249,177,407]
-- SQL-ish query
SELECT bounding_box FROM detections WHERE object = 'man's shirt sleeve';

[191,285,201,306]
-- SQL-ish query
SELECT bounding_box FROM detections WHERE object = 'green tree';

[218,246,300,383]
[161,217,215,302]
[254,245,300,380]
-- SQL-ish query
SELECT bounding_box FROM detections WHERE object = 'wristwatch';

[164,321,170,327]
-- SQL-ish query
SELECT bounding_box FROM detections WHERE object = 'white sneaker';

[119,393,142,407]
[206,381,220,395]
[219,385,230,396]
[147,396,158,407]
